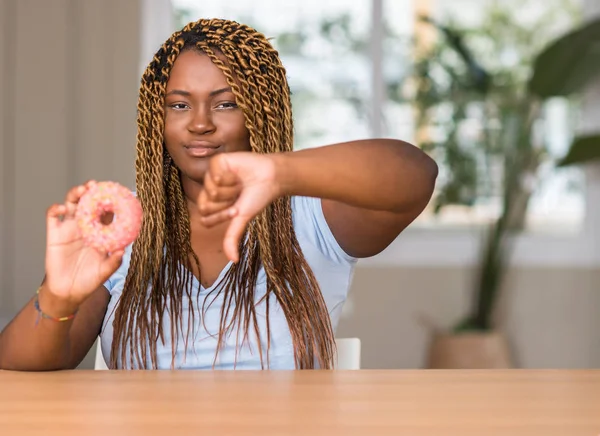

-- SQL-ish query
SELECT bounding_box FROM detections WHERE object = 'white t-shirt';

[100,196,357,369]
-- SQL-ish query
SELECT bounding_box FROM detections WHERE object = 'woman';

[0,18,437,370]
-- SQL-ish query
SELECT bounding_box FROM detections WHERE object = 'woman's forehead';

[167,50,230,91]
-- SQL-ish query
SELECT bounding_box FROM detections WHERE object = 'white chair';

[94,337,362,370]
[334,337,361,370]
[94,340,109,370]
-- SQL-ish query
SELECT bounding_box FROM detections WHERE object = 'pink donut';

[76,181,143,252]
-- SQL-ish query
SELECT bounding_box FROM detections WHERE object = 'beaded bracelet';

[33,287,78,324]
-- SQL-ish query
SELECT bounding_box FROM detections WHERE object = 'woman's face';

[163,50,251,183]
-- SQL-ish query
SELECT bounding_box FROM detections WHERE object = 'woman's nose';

[187,107,216,134]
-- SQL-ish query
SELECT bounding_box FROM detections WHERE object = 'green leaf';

[419,16,491,94]
[558,134,600,166]
[529,17,600,98]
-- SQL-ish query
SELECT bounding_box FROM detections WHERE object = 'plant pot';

[425,330,512,369]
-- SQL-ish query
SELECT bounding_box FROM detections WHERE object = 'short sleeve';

[291,196,357,265]
[103,244,132,295]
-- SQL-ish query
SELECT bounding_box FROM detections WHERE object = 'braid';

[110,18,336,370]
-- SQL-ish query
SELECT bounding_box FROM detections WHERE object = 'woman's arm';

[197,138,437,261]
[0,182,124,370]
[0,286,109,371]
[274,139,438,257]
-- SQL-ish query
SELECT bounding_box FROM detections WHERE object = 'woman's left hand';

[199,152,281,262]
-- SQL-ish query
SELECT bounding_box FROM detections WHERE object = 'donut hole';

[100,211,114,226]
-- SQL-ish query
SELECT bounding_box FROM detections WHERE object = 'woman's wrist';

[271,152,297,198]
[37,284,81,319]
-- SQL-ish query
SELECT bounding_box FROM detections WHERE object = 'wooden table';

[1,370,599,435]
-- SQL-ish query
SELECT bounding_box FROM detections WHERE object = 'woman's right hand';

[43,181,124,306]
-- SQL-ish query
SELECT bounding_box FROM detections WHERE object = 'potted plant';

[407,0,600,368]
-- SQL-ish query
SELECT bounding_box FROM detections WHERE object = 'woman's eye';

[216,102,238,110]
[170,103,189,110]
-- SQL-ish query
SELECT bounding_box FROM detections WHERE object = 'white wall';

[337,266,600,369]
[140,0,177,75]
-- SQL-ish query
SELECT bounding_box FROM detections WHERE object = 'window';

[383,0,584,233]
[171,0,585,236]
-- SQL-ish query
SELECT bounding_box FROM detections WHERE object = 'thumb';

[210,154,236,184]
[224,216,248,263]
[99,250,125,281]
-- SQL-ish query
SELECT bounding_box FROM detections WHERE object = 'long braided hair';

[109,18,336,370]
